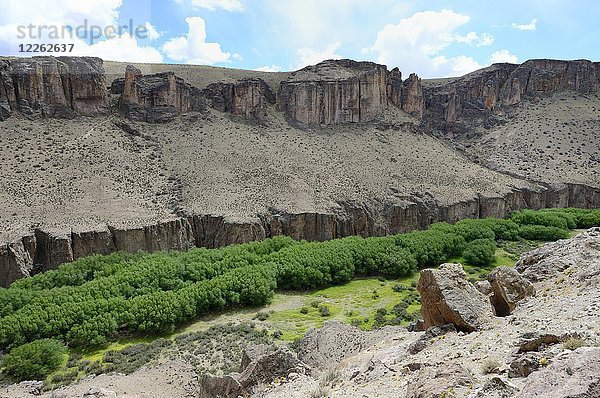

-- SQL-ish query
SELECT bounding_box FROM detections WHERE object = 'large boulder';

[278,59,388,126]
[406,363,474,398]
[518,347,600,398]
[417,263,494,332]
[488,266,535,316]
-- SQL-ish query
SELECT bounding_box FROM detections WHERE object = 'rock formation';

[406,364,474,398]
[278,59,388,125]
[203,78,276,120]
[423,59,600,133]
[488,266,536,316]
[119,65,205,123]
[0,56,108,120]
[518,347,600,398]
[417,263,494,332]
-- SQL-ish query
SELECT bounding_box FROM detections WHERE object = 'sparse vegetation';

[562,337,586,350]
[480,358,501,374]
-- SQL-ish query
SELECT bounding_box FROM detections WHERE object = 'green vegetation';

[463,239,497,267]
[2,339,67,381]
[0,208,597,362]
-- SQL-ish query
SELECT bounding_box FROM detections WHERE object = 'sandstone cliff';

[119,65,205,123]
[423,59,600,133]
[278,59,389,125]
[0,56,108,120]
[203,78,276,120]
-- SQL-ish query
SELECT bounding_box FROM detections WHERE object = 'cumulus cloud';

[511,18,537,31]
[366,9,487,77]
[455,32,494,47]
[144,22,161,40]
[174,0,244,12]
[74,33,163,62]
[254,65,283,72]
[297,42,342,68]
[162,16,233,65]
[489,49,518,64]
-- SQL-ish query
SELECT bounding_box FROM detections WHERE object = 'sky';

[0,0,598,78]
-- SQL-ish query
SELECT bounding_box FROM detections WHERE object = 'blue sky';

[0,0,598,77]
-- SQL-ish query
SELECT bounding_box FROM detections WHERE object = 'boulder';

[408,324,456,354]
[488,266,535,316]
[240,343,275,371]
[518,347,600,398]
[474,377,519,398]
[474,280,492,296]
[120,65,205,122]
[203,78,276,120]
[508,353,541,378]
[83,387,117,398]
[417,263,495,332]
[406,363,474,398]
[199,346,308,398]
[278,59,388,126]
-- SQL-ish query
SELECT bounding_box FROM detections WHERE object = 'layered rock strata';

[0,56,108,120]
[203,78,276,120]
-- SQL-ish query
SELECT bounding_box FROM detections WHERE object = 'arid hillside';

[0,56,598,285]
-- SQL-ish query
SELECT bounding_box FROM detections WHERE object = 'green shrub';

[463,239,496,267]
[453,219,496,242]
[518,225,570,241]
[511,210,569,230]
[2,339,67,381]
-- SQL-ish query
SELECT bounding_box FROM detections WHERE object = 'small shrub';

[319,305,331,317]
[299,307,309,314]
[562,338,586,350]
[463,239,496,267]
[350,318,362,327]
[480,358,501,374]
[518,225,569,241]
[392,284,406,292]
[254,312,270,321]
[2,339,67,381]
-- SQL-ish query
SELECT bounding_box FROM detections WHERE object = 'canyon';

[0,56,598,286]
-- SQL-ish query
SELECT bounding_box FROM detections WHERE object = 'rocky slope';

[3,228,598,398]
[0,56,599,286]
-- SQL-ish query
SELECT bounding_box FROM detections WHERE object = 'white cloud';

[489,49,518,64]
[162,16,232,65]
[254,65,283,72]
[144,22,161,40]
[366,9,486,77]
[174,0,243,12]
[511,18,537,31]
[455,32,494,47]
[74,33,163,62]
[297,42,342,68]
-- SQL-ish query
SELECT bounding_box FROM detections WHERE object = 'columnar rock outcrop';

[203,78,276,120]
[119,65,205,122]
[386,68,425,119]
[0,56,108,120]
[278,59,388,125]
[423,59,600,133]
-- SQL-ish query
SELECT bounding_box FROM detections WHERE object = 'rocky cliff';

[2,182,597,287]
[119,65,205,123]
[423,59,600,133]
[0,56,108,120]
[278,59,389,125]
[203,78,276,120]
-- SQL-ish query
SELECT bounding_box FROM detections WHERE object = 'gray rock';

[519,347,600,398]
[474,377,519,398]
[508,353,541,378]
[417,263,495,332]
[406,363,474,398]
[83,387,117,398]
[488,266,535,316]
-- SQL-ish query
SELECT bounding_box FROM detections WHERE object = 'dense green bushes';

[463,239,497,267]
[2,339,67,381]
[0,208,597,352]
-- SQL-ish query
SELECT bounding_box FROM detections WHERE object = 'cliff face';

[203,78,276,120]
[120,65,205,123]
[0,56,108,120]
[278,60,389,125]
[2,183,598,287]
[423,59,600,133]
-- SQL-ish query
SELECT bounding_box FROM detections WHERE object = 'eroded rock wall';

[2,183,598,287]
[0,56,108,120]
[203,78,276,120]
